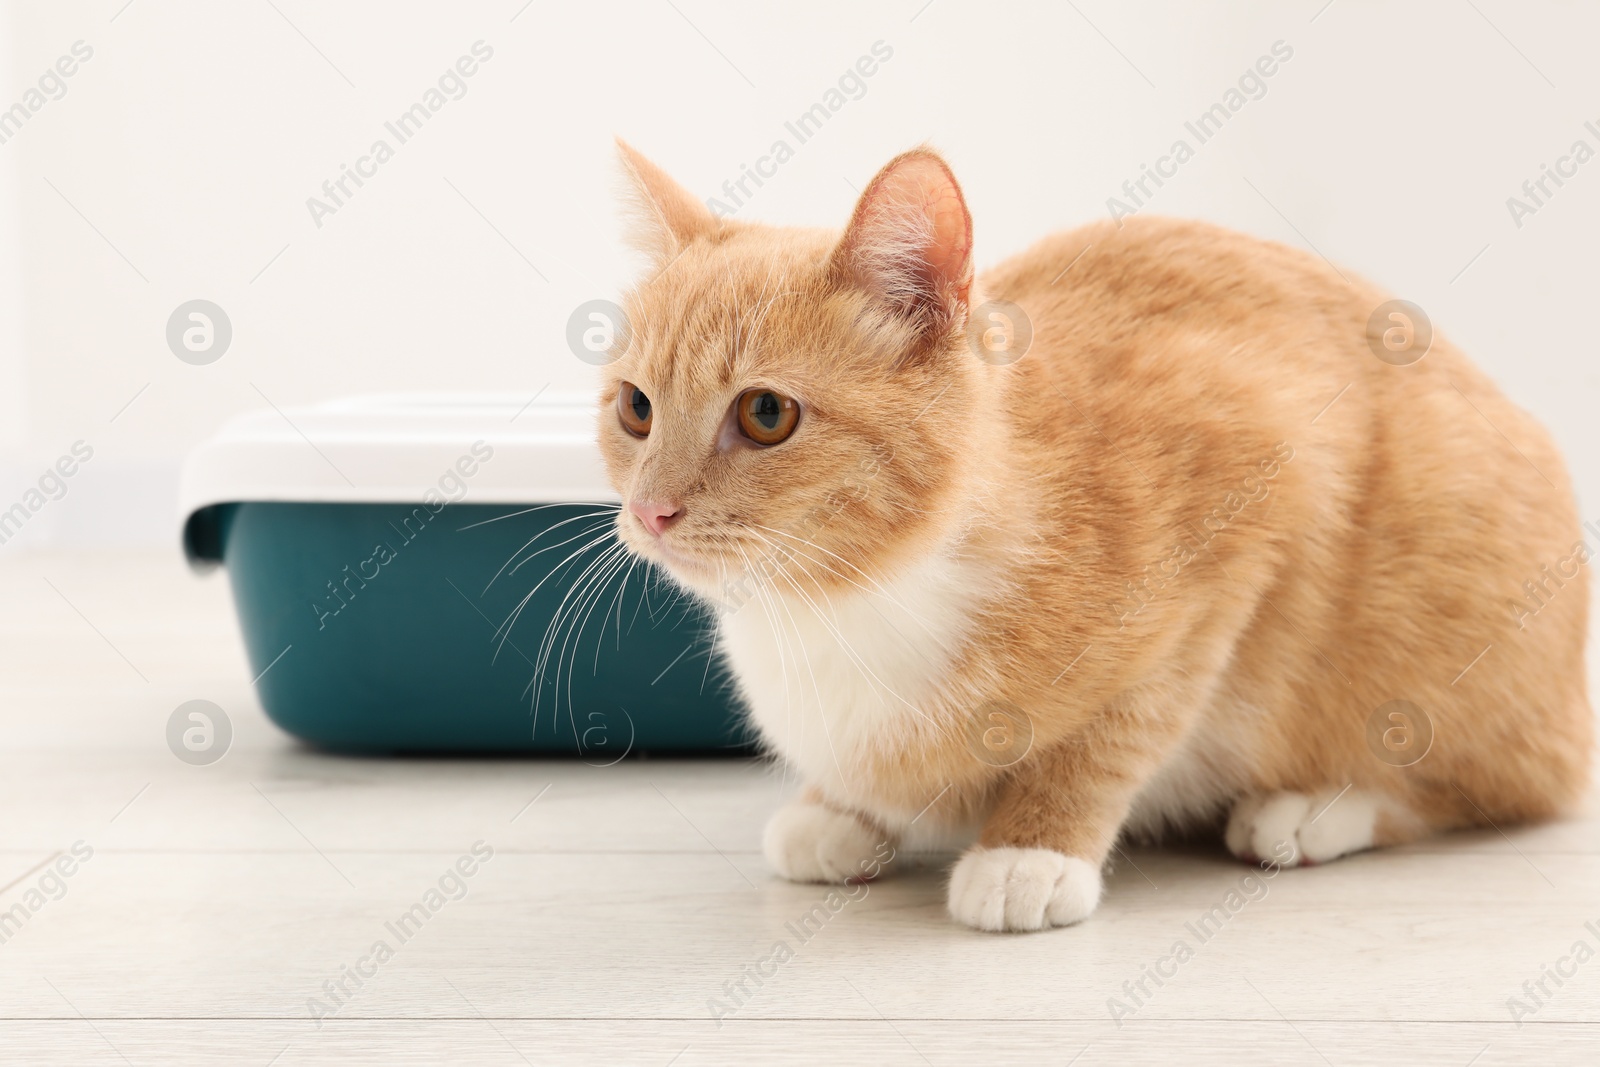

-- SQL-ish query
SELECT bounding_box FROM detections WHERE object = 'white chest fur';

[716,548,983,807]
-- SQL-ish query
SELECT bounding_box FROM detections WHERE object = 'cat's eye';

[735,389,800,446]
[617,382,653,437]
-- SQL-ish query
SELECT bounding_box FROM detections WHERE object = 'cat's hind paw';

[947,846,1102,932]
[1226,788,1388,867]
[762,801,890,884]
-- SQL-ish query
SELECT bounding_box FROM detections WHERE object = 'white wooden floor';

[2,549,1598,1065]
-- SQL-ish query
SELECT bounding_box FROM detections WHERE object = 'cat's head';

[597,141,994,605]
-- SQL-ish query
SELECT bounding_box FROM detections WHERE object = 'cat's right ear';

[615,138,717,265]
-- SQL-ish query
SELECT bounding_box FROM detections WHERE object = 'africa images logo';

[704,40,894,218]
[304,41,495,229]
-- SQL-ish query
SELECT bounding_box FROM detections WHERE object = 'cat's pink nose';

[629,499,682,537]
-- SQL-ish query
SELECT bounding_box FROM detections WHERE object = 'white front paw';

[948,847,1102,932]
[762,802,891,884]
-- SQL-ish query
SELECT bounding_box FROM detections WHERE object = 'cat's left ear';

[829,147,973,346]
[615,138,718,265]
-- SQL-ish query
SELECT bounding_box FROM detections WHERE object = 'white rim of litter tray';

[178,390,620,541]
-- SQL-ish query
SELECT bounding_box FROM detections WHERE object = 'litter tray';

[179,393,747,754]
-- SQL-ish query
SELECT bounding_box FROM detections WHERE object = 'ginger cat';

[597,140,1592,931]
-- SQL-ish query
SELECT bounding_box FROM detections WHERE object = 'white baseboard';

[0,457,181,551]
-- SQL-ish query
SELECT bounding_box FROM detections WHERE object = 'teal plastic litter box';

[179,393,747,754]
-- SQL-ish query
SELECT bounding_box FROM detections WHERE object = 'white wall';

[0,0,25,456]
[1,0,1597,546]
